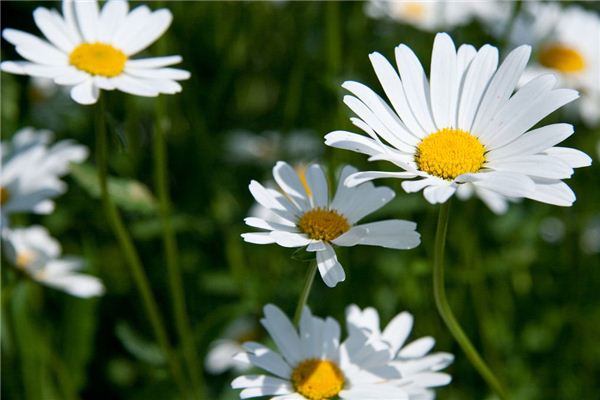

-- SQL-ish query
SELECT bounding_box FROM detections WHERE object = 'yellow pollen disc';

[69,42,127,77]
[0,186,9,206]
[416,128,486,180]
[297,208,350,241]
[16,252,35,269]
[291,359,345,400]
[539,44,586,73]
[404,2,426,18]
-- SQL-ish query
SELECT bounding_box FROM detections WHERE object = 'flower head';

[1,127,87,227]
[242,161,420,287]
[1,0,190,105]
[347,305,453,399]
[231,304,450,399]
[325,33,591,213]
[2,226,104,298]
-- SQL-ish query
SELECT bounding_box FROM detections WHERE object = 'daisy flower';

[242,161,421,288]
[508,3,600,126]
[346,305,453,399]
[231,304,442,399]
[365,0,511,32]
[325,33,591,213]
[1,0,190,105]
[1,127,87,227]
[2,225,104,298]
[205,316,262,375]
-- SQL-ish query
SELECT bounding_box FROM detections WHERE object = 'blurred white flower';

[1,0,190,105]
[205,316,261,375]
[509,3,600,126]
[2,225,104,298]
[538,216,565,244]
[225,130,321,166]
[325,33,591,212]
[231,304,450,399]
[242,161,421,288]
[346,305,453,399]
[1,127,87,228]
[581,216,600,255]
[366,0,511,32]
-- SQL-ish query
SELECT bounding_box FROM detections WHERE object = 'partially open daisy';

[242,161,420,288]
[2,226,104,298]
[346,305,453,399]
[508,3,600,126]
[1,127,87,228]
[325,33,591,212]
[231,304,433,399]
[1,0,190,105]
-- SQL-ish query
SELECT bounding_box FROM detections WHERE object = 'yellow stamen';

[298,208,350,241]
[539,44,586,73]
[0,186,9,206]
[403,2,425,18]
[291,359,345,400]
[16,251,35,269]
[69,42,127,77]
[416,128,486,180]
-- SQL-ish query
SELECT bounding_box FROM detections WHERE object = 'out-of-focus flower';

[224,130,322,166]
[508,3,600,126]
[325,33,591,213]
[1,0,190,105]
[2,225,104,298]
[242,161,420,288]
[365,0,511,32]
[231,304,450,399]
[205,316,261,375]
[1,127,87,227]
[581,216,600,255]
[538,216,565,244]
[346,305,453,399]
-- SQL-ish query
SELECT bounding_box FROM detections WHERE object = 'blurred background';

[2,1,600,399]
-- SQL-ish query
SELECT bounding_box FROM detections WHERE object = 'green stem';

[95,96,187,396]
[293,261,318,326]
[433,201,509,400]
[153,97,205,398]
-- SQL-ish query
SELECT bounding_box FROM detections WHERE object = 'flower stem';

[293,260,318,326]
[433,201,509,399]
[95,96,187,396]
[153,97,206,398]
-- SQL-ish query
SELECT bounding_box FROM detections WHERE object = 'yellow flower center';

[403,2,425,18]
[298,208,350,241]
[539,44,586,73]
[416,128,486,180]
[0,186,9,206]
[69,42,127,77]
[16,251,35,269]
[291,359,345,400]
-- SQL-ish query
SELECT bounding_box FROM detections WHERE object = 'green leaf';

[71,163,157,215]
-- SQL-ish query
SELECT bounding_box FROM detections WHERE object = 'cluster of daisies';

[1,128,104,297]
[1,0,596,399]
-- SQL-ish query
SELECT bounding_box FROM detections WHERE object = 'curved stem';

[95,96,187,396]
[293,261,318,326]
[433,201,509,400]
[153,97,205,398]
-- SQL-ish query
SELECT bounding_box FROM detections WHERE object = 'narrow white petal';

[488,155,573,179]
[430,33,458,129]
[486,123,573,161]
[382,311,414,355]
[33,8,76,53]
[316,244,346,287]
[526,180,576,207]
[304,164,328,208]
[544,147,592,168]
[112,75,159,97]
[333,220,420,250]
[324,131,384,157]
[74,0,100,42]
[125,67,190,81]
[273,161,310,211]
[2,29,68,66]
[345,171,417,187]
[261,305,303,366]
[126,55,182,69]
[97,0,129,43]
[241,232,276,245]
[397,337,435,359]
[460,171,535,198]
[70,79,99,105]
[270,231,311,248]
[119,9,173,55]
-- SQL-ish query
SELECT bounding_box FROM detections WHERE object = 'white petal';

[333,220,420,250]
[340,185,395,224]
[304,164,328,208]
[460,171,534,198]
[273,161,310,211]
[112,75,159,97]
[544,147,592,168]
[70,79,99,105]
[382,311,414,355]
[324,130,385,157]
[2,29,68,66]
[119,9,172,55]
[488,155,573,179]
[242,342,292,379]
[241,232,276,245]
[231,375,291,390]
[111,5,151,47]
[261,304,303,366]
[486,123,573,161]
[126,55,182,69]
[74,0,100,42]
[397,337,435,359]
[344,171,418,187]
[97,0,129,43]
[316,243,346,288]
[125,67,190,81]
[526,180,575,207]
[430,33,458,130]
[422,185,456,204]
[269,231,311,248]
[33,8,76,53]
[243,217,297,233]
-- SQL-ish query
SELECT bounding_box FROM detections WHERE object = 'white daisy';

[365,0,511,32]
[242,161,421,288]
[231,304,442,400]
[1,127,87,227]
[206,316,261,375]
[508,3,600,126]
[324,32,591,213]
[346,305,453,399]
[2,225,104,298]
[1,0,190,105]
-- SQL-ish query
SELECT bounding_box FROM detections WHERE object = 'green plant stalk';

[433,201,509,400]
[293,260,318,326]
[95,96,188,397]
[153,97,206,398]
